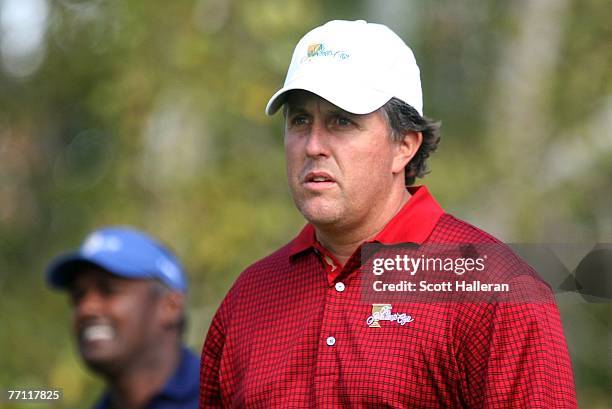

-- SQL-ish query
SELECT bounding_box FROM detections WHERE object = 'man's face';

[284,91,404,230]
[68,266,165,374]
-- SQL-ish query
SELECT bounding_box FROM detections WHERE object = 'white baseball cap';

[265,19,423,116]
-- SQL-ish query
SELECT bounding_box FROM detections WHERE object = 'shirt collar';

[158,346,200,401]
[289,185,445,257]
[93,346,200,409]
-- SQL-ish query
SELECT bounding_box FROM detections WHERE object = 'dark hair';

[381,98,441,186]
[149,280,187,338]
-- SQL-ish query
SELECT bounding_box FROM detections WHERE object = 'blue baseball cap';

[46,226,188,293]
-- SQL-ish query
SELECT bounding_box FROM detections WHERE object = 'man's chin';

[79,345,122,374]
[294,195,346,225]
[299,206,343,227]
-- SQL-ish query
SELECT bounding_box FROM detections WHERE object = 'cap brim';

[265,74,392,116]
[46,253,97,289]
[46,252,145,290]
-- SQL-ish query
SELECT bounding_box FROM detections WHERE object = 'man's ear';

[158,291,185,328]
[392,131,423,174]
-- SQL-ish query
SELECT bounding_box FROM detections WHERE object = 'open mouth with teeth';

[311,176,332,182]
[303,172,337,190]
[304,176,336,191]
[80,324,115,343]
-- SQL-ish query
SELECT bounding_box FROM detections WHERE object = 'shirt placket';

[312,247,356,406]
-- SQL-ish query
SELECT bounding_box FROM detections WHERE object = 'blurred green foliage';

[0,0,610,407]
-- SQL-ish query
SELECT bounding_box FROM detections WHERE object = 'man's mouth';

[81,324,115,342]
[303,171,337,189]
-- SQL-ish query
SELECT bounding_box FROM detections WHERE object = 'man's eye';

[69,290,84,305]
[290,115,309,126]
[100,283,120,295]
[335,116,353,127]
[334,115,354,127]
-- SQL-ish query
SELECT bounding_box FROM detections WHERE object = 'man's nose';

[304,122,330,158]
[74,291,104,321]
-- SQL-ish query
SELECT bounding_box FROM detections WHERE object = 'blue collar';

[94,346,199,409]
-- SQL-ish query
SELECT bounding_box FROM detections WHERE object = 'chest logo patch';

[367,304,414,327]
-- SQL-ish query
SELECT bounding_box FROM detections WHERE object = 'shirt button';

[335,282,345,292]
[326,336,336,346]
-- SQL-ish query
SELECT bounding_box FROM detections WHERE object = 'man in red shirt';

[200,20,577,408]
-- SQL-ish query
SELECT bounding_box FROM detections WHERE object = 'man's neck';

[104,344,181,409]
[315,189,410,266]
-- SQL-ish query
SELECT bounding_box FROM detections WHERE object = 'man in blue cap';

[46,226,199,409]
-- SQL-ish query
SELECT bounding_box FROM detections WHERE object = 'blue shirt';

[94,347,200,409]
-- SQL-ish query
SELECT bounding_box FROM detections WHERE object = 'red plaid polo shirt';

[200,186,577,408]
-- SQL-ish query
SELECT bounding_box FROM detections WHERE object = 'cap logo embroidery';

[367,304,414,327]
[81,233,122,256]
[303,43,350,62]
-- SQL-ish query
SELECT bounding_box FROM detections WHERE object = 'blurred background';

[0,0,610,407]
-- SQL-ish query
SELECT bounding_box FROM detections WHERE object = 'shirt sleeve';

[199,300,227,408]
[457,275,577,408]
